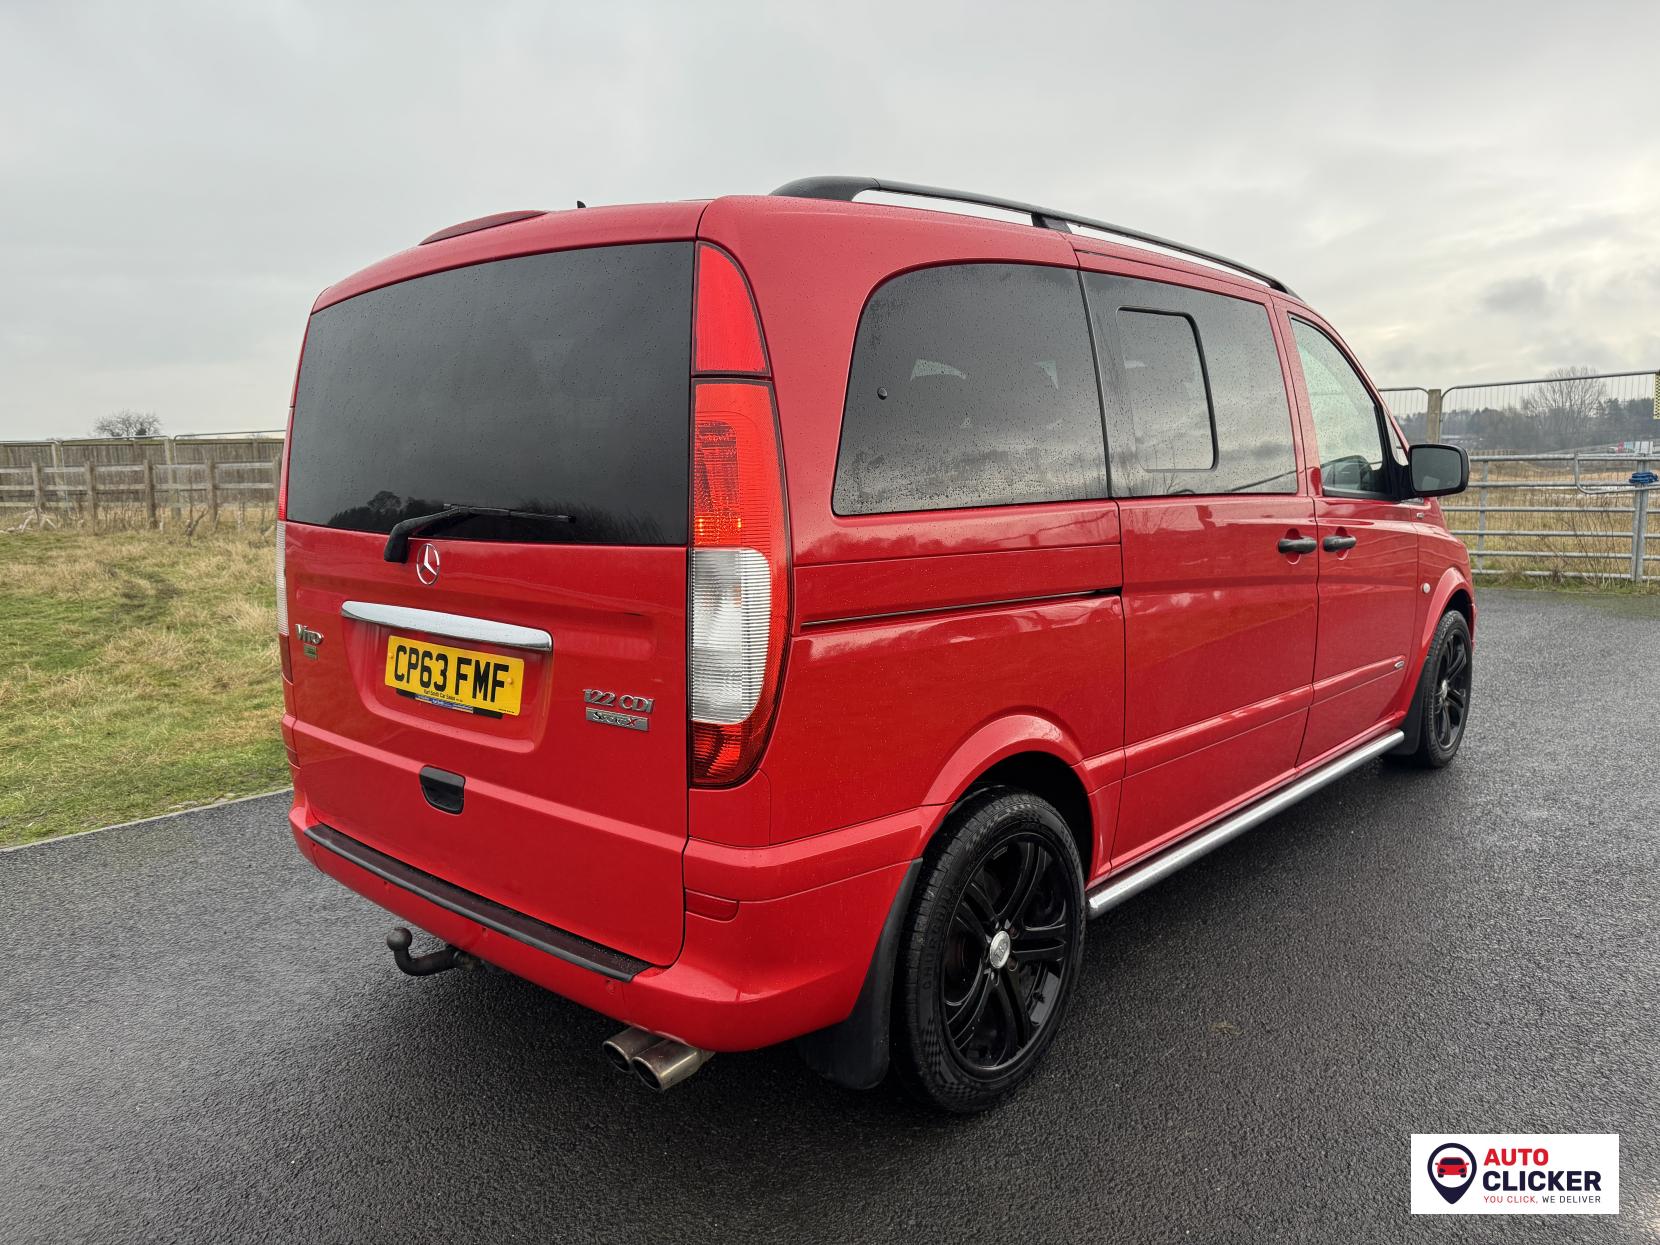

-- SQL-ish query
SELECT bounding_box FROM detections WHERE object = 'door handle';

[1323,534,1359,552]
[1277,537,1317,555]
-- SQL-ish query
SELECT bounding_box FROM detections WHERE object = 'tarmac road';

[3,589,1656,1243]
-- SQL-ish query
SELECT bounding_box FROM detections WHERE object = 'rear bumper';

[289,797,922,1052]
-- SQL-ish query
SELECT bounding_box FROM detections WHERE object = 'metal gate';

[1381,369,1659,582]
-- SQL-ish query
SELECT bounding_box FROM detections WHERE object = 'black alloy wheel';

[1399,609,1474,768]
[893,787,1085,1112]
[941,832,1074,1075]
[1432,625,1472,751]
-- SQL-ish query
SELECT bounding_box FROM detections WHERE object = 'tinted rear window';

[286,242,693,545]
[832,263,1107,515]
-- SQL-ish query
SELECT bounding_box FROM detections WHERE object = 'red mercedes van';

[277,177,1474,1112]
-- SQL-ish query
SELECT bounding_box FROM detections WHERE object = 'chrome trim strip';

[802,588,1117,630]
[1086,729,1405,918]
[340,601,552,652]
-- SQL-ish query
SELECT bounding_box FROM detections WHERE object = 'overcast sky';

[3,0,1658,438]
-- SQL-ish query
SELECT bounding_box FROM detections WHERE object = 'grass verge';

[1473,570,1660,594]
[0,526,286,847]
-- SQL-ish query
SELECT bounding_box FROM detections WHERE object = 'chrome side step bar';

[1086,729,1404,918]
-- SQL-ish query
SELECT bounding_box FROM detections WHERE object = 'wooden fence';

[0,434,286,471]
[0,442,282,529]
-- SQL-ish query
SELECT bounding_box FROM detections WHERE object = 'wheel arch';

[1390,575,1474,757]
[920,714,1095,879]
[1421,568,1475,657]
[797,721,1099,1091]
[1444,585,1474,637]
[956,753,1094,883]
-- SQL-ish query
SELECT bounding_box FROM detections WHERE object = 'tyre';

[892,786,1085,1113]
[1400,610,1473,768]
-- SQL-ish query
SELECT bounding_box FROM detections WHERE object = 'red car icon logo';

[1436,1157,1469,1178]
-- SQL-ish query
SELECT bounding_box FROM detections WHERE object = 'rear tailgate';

[281,233,695,966]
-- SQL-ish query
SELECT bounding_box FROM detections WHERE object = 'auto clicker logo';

[1427,1141,1478,1204]
[1411,1134,1619,1215]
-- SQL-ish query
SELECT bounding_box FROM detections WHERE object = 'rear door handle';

[1277,537,1317,554]
[1323,535,1359,552]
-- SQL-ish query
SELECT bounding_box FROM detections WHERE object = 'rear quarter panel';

[767,562,1125,843]
[699,198,1124,850]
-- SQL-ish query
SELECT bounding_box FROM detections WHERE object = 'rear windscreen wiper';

[384,505,575,562]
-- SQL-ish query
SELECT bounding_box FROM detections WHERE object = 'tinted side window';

[1085,275,1297,496]
[833,264,1107,515]
[1116,310,1215,472]
[1290,318,1391,497]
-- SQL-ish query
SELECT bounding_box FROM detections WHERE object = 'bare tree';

[1519,367,1607,450]
[92,410,164,438]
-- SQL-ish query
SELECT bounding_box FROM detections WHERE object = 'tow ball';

[385,925,475,977]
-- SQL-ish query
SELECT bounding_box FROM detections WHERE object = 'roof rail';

[770,176,1295,297]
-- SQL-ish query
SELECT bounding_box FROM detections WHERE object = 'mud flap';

[1389,651,1429,756]
[795,858,923,1091]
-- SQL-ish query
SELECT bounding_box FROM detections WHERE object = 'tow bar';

[385,925,475,977]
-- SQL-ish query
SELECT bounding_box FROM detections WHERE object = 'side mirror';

[1407,443,1469,497]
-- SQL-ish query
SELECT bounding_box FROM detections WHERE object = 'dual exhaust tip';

[602,1027,713,1092]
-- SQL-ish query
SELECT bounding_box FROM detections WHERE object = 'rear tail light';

[690,546,772,724]
[280,319,306,521]
[690,382,788,784]
[278,330,304,682]
[275,520,288,635]
[275,520,292,682]
[693,245,769,375]
[688,245,787,785]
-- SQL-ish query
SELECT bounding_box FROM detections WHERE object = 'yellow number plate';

[384,635,525,716]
